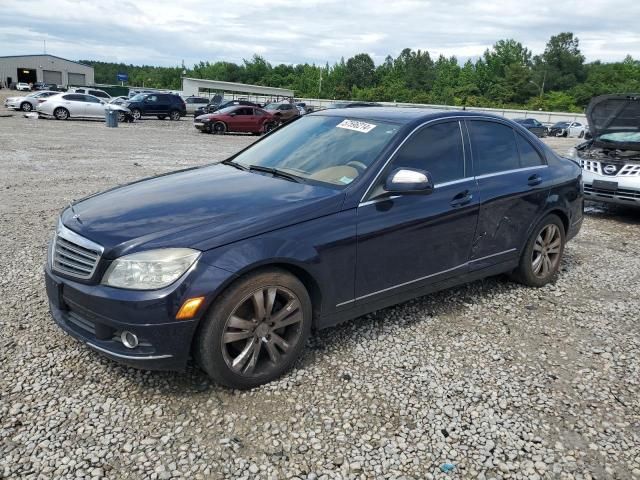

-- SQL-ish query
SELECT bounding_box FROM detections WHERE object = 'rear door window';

[468,121,520,175]
[515,133,545,168]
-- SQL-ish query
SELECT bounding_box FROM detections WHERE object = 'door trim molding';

[336,248,516,307]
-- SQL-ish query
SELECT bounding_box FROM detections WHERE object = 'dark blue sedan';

[45,108,583,388]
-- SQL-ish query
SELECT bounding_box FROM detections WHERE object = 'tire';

[579,131,584,138]
[562,131,568,138]
[117,111,126,122]
[263,122,276,134]
[20,102,32,112]
[157,115,166,120]
[169,110,181,121]
[511,214,565,287]
[196,268,312,389]
[212,121,226,134]
[53,107,69,120]
[131,108,141,121]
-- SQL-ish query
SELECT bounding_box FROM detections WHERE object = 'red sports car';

[194,106,278,135]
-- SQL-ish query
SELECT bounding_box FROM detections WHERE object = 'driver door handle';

[450,189,473,207]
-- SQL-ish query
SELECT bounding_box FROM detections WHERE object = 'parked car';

[263,102,299,122]
[70,88,112,100]
[569,94,640,207]
[194,106,277,134]
[193,99,259,118]
[4,91,58,111]
[183,96,210,115]
[513,118,548,137]
[16,82,31,91]
[548,121,586,138]
[124,93,186,120]
[109,96,129,106]
[324,101,383,109]
[37,92,131,121]
[44,108,583,388]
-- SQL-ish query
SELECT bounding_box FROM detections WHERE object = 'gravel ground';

[1,112,639,480]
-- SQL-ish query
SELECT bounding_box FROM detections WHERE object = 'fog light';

[121,330,139,349]
[176,296,205,320]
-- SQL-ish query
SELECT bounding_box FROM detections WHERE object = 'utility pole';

[44,40,46,54]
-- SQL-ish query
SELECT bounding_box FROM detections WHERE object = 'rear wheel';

[212,121,226,134]
[20,102,32,112]
[263,121,277,134]
[512,214,565,287]
[53,107,69,120]
[196,269,312,389]
[131,108,141,120]
[169,110,181,121]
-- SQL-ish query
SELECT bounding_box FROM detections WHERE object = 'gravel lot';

[1,109,639,480]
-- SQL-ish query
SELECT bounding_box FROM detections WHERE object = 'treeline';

[81,32,640,112]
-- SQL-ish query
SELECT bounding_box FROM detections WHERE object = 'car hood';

[61,164,343,258]
[587,94,640,137]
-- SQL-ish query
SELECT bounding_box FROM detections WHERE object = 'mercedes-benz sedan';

[45,108,583,389]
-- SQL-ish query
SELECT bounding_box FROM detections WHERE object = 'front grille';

[580,159,640,177]
[52,227,102,280]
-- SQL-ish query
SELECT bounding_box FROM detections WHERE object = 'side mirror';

[384,168,434,194]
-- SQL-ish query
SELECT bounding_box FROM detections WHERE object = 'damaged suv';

[570,94,640,206]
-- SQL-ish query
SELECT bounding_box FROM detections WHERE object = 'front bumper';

[44,259,234,371]
[194,121,209,131]
[582,170,640,206]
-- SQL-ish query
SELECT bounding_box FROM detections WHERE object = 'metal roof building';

[0,54,94,87]
[182,77,293,100]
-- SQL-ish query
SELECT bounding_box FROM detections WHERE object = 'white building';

[181,77,293,103]
[0,54,95,87]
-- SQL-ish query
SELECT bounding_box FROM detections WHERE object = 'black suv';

[125,93,187,120]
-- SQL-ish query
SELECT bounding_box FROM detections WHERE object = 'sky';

[1,0,638,67]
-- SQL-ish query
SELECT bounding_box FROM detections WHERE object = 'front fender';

[199,209,358,320]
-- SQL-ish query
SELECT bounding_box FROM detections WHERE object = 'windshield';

[263,103,280,110]
[231,116,400,187]
[128,94,147,102]
[553,122,569,128]
[599,132,640,143]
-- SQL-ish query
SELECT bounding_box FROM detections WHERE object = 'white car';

[549,121,586,138]
[37,92,130,121]
[16,82,31,91]
[69,87,112,100]
[569,94,640,207]
[4,91,58,112]
[183,96,210,114]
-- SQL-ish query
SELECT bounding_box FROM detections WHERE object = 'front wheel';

[512,214,565,287]
[53,107,69,120]
[20,102,32,112]
[117,111,126,122]
[131,108,141,120]
[212,121,226,134]
[196,269,312,389]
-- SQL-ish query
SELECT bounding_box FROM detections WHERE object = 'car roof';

[310,107,510,126]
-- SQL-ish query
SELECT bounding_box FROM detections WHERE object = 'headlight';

[102,248,200,290]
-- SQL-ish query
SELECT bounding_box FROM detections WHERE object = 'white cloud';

[0,0,638,66]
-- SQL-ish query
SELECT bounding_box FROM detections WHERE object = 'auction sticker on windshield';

[336,119,377,133]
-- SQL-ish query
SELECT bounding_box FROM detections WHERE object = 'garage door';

[67,73,86,86]
[43,70,62,85]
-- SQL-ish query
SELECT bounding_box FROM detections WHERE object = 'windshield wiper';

[221,159,248,171]
[248,165,305,183]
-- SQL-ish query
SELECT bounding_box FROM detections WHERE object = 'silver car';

[183,96,210,114]
[4,91,58,112]
[37,92,131,121]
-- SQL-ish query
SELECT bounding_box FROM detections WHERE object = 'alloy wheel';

[531,224,562,278]
[132,109,141,120]
[22,103,32,112]
[221,286,303,377]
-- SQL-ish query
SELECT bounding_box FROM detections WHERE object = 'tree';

[534,32,585,92]
[345,53,376,90]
